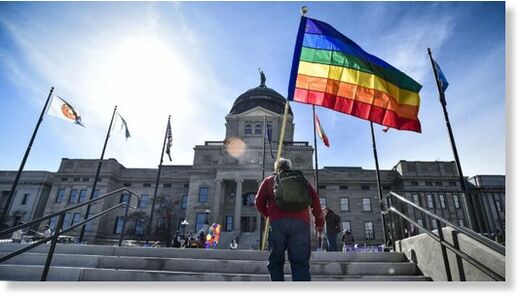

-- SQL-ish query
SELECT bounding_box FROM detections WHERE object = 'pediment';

[238,106,284,118]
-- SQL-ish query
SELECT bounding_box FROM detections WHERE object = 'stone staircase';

[0,243,431,281]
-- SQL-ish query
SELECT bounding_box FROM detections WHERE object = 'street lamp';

[181,220,189,239]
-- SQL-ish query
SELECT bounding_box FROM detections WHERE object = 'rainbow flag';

[288,17,422,133]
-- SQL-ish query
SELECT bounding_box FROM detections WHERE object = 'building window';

[78,189,88,203]
[431,219,438,230]
[417,218,424,228]
[61,177,68,182]
[439,194,447,209]
[82,178,90,182]
[449,182,456,186]
[254,123,262,134]
[184,183,189,188]
[453,194,460,209]
[458,219,465,227]
[411,181,419,186]
[68,189,78,203]
[56,189,65,203]
[225,216,233,231]
[425,181,433,186]
[319,197,327,209]
[341,221,351,233]
[85,212,94,231]
[73,177,81,182]
[362,198,372,211]
[382,185,391,191]
[93,190,100,199]
[339,185,348,190]
[156,217,166,232]
[180,194,188,209]
[143,183,151,188]
[49,216,58,230]
[364,222,375,240]
[412,194,420,206]
[163,183,172,188]
[21,194,29,205]
[139,194,149,208]
[120,193,130,204]
[361,185,370,190]
[242,192,256,206]
[435,182,443,186]
[123,183,131,187]
[63,213,72,228]
[135,218,146,235]
[71,212,81,228]
[244,124,252,135]
[426,194,434,209]
[340,198,350,211]
[113,217,124,234]
[195,213,209,232]
[494,197,502,212]
[198,187,209,203]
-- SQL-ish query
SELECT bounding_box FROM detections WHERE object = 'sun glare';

[96,36,191,114]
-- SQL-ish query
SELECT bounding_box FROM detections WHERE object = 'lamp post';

[181,220,189,239]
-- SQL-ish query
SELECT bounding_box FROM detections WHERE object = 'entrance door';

[240,216,257,232]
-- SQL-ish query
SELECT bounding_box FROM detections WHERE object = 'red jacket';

[255,174,324,229]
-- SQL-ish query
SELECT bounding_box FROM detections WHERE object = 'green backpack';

[273,170,311,211]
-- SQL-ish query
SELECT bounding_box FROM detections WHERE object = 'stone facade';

[0,82,506,248]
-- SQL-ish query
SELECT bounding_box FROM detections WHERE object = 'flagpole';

[261,101,290,250]
[0,87,54,229]
[427,48,476,231]
[312,105,320,197]
[146,115,171,245]
[370,121,388,247]
[78,105,118,243]
[262,116,267,180]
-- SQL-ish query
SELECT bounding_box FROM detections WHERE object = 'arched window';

[254,123,262,134]
[244,124,252,135]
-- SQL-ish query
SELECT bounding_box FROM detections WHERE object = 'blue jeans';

[327,232,338,251]
[268,218,311,281]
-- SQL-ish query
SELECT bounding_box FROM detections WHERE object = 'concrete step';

[1,252,419,276]
[0,264,432,282]
[0,243,407,262]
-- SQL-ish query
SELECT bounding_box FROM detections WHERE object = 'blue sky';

[0,1,505,177]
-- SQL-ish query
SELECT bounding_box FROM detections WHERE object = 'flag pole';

[259,116,267,248]
[262,116,267,180]
[427,48,476,231]
[0,87,54,229]
[312,105,320,197]
[370,121,388,247]
[261,101,290,250]
[146,115,171,245]
[78,105,118,243]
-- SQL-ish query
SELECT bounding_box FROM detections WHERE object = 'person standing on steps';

[324,208,341,251]
[255,158,324,281]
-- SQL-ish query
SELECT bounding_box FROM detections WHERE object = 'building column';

[234,179,243,231]
[212,179,223,225]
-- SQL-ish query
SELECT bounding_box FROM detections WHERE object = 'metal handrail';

[383,191,505,281]
[0,187,139,281]
[386,191,505,255]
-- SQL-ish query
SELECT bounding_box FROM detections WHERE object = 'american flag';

[165,118,173,162]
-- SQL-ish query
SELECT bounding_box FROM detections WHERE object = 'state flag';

[46,94,84,127]
[112,112,131,139]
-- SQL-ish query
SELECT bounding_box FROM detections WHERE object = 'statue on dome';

[259,67,266,87]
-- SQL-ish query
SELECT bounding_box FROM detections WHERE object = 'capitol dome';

[229,75,293,116]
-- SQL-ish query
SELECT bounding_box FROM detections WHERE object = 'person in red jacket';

[255,158,324,281]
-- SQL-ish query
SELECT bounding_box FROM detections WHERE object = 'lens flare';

[225,137,246,158]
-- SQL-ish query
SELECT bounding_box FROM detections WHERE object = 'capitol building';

[0,79,505,248]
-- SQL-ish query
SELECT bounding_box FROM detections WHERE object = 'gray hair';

[274,158,292,172]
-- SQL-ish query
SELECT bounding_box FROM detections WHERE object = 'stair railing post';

[388,196,397,251]
[437,218,453,281]
[41,212,65,281]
